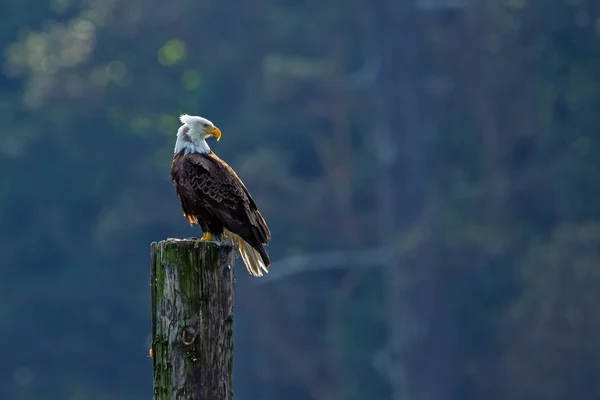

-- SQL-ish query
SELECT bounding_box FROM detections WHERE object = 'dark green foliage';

[1,0,600,399]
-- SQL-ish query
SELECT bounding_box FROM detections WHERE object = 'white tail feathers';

[222,230,269,277]
[237,238,269,277]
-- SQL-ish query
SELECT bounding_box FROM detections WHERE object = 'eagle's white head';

[174,114,222,154]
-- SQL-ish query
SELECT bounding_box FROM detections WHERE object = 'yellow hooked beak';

[206,126,222,141]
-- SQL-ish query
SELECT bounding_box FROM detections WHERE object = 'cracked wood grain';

[151,239,235,400]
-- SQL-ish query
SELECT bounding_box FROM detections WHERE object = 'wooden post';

[150,239,235,400]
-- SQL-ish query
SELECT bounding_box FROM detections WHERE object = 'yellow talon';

[197,232,212,242]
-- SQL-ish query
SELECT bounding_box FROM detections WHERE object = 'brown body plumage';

[171,146,271,276]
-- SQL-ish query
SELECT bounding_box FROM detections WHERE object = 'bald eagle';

[170,114,271,277]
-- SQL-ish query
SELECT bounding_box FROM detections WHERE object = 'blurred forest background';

[1,0,600,399]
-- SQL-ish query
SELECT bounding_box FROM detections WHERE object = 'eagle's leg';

[196,231,212,242]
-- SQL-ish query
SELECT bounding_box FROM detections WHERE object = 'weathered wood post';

[150,239,235,400]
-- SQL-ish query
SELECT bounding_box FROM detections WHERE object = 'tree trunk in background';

[150,239,235,400]
[367,0,454,399]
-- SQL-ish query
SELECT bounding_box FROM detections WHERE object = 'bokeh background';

[2,0,600,399]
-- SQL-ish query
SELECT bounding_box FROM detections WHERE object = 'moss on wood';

[151,239,235,400]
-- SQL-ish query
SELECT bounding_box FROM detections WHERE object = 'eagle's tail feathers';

[237,239,268,277]
[222,230,269,277]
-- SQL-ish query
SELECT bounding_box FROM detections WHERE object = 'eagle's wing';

[182,153,270,246]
